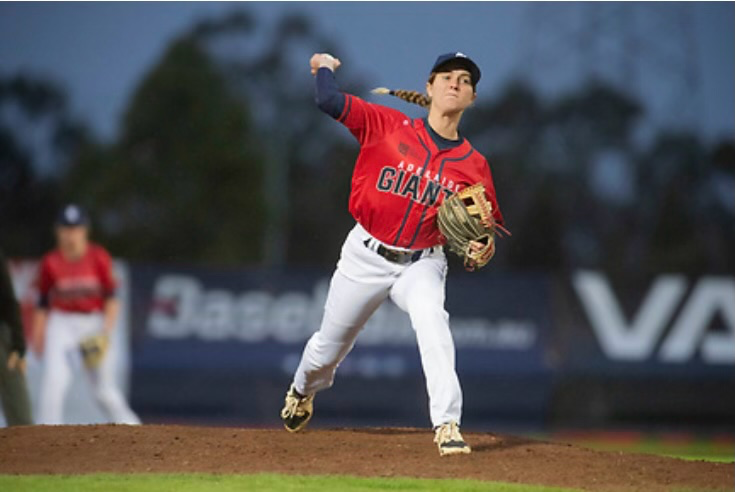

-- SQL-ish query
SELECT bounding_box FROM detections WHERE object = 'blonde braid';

[371,87,431,109]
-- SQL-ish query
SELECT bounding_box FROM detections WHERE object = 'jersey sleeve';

[315,67,406,147]
[95,247,118,298]
[315,67,345,118]
[480,159,505,226]
[336,94,407,147]
[35,255,54,309]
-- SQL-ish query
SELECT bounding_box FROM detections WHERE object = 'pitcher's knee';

[409,306,451,335]
[306,331,354,365]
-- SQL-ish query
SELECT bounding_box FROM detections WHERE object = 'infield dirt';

[0,424,731,491]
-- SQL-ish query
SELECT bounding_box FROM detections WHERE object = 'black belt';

[363,238,434,265]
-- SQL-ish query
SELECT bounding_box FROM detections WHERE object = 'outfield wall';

[127,263,735,430]
[4,260,734,430]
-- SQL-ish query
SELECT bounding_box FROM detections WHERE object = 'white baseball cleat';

[434,421,472,456]
[280,384,315,433]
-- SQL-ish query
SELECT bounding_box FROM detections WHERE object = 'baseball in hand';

[310,53,341,75]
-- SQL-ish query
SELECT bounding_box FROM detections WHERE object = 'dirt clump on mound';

[0,424,730,491]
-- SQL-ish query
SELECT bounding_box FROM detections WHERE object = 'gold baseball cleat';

[280,384,315,433]
[434,421,472,456]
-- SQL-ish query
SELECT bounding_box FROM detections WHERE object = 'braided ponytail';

[371,87,431,109]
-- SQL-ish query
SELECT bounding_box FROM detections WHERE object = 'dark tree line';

[1,9,733,275]
[0,74,91,255]
[462,80,734,275]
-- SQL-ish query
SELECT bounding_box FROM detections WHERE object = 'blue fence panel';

[128,264,555,428]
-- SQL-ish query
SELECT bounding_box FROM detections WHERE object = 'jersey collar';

[414,118,470,156]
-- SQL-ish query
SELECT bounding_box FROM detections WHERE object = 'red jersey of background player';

[36,244,116,313]
[336,93,504,250]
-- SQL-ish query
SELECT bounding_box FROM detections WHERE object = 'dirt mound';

[0,425,730,491]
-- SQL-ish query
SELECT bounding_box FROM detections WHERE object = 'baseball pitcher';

[281,52,506,456]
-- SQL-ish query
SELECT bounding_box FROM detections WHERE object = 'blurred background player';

[0,248,33,426]
[32,204,140,425]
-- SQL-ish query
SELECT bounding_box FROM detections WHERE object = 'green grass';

[555,437,734,463]
[0,473,579,492]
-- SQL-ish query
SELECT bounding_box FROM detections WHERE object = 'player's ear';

[426,81,433,99]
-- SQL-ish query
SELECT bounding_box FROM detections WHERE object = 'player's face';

[426,69,476,115]
[56,225,89,257]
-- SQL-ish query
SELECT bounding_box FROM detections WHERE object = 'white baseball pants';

[293,222,463,427]
[38,311,141,425]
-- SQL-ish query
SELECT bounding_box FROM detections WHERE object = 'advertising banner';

[552,270,735,427]
[128,264,554,427]
[561,270,735,372]
[8,258,731,430]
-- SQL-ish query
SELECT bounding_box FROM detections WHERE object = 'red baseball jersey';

[36,243,117,313]
[337,94,504,250]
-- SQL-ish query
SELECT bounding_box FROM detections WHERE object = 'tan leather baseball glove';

[79,333,109,370]
[437,183,499,271]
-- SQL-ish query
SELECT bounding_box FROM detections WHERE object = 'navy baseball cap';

[430,52,481,87]
[56,204,89,227]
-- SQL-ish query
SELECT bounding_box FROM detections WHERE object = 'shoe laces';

[281,393,301,419]
[435,421,464,444]
[282,389,312,419]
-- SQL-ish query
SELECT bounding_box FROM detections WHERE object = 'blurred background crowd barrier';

[1,3,733,432]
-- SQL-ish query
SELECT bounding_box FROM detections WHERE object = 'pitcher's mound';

[0,424,730,491]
